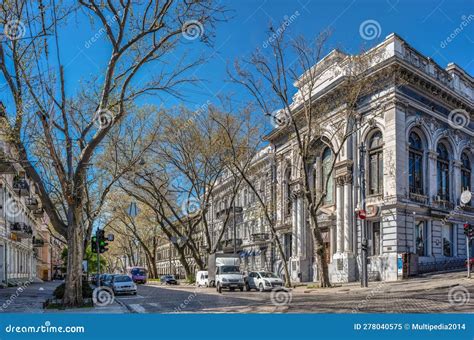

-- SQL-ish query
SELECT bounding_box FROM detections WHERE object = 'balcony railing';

[33,237,45,247]
[10,222,33,238]
[13,178,30,196]
[0,151,15,174]
[409,192,428,205]
[216,206,243,219]
[25,197,39,209]
[33,208,44,218]
[251,232,270,243]
[432,196,454,210]
[218,238,243,251]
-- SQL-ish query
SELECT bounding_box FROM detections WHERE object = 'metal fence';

[417,258,465,274]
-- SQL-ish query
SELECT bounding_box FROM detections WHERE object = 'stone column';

[336,177,345,253]
[292,194,298,257]
[428,150,438,202]
[297,194,305,257]
[343,174,353,253]
[452,160,462,204]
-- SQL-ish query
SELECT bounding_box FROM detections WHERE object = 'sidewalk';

[0,280,128,313]
[293,270,473,294]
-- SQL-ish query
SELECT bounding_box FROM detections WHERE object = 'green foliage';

[185,274,195,284]
[60,246,106,273]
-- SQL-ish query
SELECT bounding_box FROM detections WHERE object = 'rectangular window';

[284,233,292,260]
[442,224,453,257]
[371,222,381,256]
[415,221,427,256]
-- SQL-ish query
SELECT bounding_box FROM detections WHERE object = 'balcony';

[216,206,243,219]
[0,151,15,174]
[218,238,243,252]
[33,237,45,247]
[251,232,270,243]
[409,192,428,205]
[33,208,44,218]
[10,222,33,238]
[432,196,454,210]
[13,178,30,196]
[25,197,39,210]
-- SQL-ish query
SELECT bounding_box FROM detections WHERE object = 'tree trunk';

[63,209,85,306]
[177,247,192,281]
[311,225,331,287]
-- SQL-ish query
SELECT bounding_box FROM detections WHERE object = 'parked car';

[245,271,283,292]
[110,275,137,295]
[98,274,109,286]
[196,271,209,287]
[160,275,178,285]
[103,274,116,287]
[90,273,100,285]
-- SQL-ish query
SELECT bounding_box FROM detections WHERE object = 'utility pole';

[467,234,471,279]
[233,201,237,254]
[96,230,101,287]
[359,142,368,288]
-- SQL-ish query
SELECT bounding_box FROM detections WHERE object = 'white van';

[196,270,209,287]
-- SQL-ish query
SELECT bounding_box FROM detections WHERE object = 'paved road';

[116,272,474,313]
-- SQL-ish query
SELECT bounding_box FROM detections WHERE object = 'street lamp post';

[461,190,473,279]
[359,142,368,288]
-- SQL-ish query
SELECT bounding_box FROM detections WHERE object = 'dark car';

[160,275,178,285]
[98,274,108,286]
[103,274,116,287]
[90,273,100,285]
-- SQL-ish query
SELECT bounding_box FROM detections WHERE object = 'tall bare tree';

[0,0,224,305]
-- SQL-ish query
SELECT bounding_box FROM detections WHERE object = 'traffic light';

[464,224,474,238]
[97,229,109,253]
[91,236,98,253]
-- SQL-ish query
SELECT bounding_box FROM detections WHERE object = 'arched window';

[368,130,383,195]
[322,147,334,204]
[461,152,471,191]
[436,143,450,201]
[284,167,292,215]
[409,132,424,194]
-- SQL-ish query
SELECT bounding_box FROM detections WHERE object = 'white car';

[245,271,284,292]
[110,275,137,295]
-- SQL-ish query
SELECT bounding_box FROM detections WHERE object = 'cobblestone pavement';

[116,271,474,313]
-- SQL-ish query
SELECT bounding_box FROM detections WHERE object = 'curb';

[114,298,134,314]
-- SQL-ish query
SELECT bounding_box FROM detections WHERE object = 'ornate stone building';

[210,33,473,283]
[0,104,46,286]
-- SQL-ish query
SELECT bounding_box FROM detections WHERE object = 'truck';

[208,253,244,293]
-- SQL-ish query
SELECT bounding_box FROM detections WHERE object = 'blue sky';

[1,0,473,114]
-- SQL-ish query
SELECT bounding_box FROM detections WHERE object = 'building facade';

[211,33,474,283]
[0,105,47,286]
